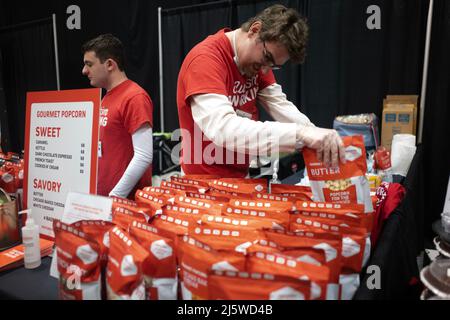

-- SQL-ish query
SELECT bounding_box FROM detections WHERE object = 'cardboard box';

[381,101,415,150]
[386,95,418,134]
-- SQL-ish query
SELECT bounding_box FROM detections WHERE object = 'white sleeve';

[257,83,315,127]
[191,94,298,156]
[109,124,153,198]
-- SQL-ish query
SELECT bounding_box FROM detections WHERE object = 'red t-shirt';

[98,79,153,197]
[177,29,276,178]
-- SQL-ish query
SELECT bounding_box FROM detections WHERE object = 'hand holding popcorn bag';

[106,226,149,300]
[303,135,373,213]
[53,221,102,300]
[129,221,177,300]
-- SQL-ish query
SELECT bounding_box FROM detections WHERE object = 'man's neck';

[105,72,128,92]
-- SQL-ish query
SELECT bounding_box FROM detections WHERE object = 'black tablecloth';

[0,257,57,300]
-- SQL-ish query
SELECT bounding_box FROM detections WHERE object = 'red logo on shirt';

[228,76,259,108]
[100,107,109,127]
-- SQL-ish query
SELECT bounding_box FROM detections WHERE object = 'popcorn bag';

[53,221,102,300]
[247,251,331,300]
[73,220,115,300]
[188,224,263,254]
[106,226,149,300]
[112,207,149,231]
[129,221,178,300]
[178,236,246,300]
[208,271,311,300]
[303,135,373,213]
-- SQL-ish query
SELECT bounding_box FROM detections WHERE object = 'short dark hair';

[241,4,309,64]
[81,34,126,71]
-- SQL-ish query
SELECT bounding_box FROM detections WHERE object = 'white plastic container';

[21,210,41,269]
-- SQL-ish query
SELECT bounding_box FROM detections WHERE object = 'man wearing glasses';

[177,5,345,178]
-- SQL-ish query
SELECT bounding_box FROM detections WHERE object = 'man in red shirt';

[177,5,346,178]
[82,34,153,198]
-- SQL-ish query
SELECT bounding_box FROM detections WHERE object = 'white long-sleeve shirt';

[191,83,314,156]
[109,124,153,198]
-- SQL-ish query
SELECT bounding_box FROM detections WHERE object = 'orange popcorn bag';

[208,178,267,196]
[129,221,177,300]
[135,189,171,212]
[303,135,373,213]
[184,191,230,206]
[106,226,149,300]
[151,213,196,254]
[264,229,343,300]
[53,220,102,300]
[247,251,330,300]
[223,198,292,229]
[199,214,284,232]
[73,220,115,300]
[208,270,311,300]
[269,184,314,201]
[112,207,148,231]
[143,186,177,195]
[173,195,222,215]
[292,200,373,234]
[289,216,370,273]
[171,176,210,193]
[160,180,200,194]
[189,224,264,254]
[178,235,246,300]
[163,203,212,217]
[111,196,139,210]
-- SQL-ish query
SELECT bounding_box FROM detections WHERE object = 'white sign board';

[24,89,101,238]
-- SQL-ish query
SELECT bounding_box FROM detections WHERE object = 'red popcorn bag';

[106,226,149,300]
[303,135,373,213]
[53,220,102,300]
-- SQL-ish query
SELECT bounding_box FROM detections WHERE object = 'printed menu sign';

[23,89,101,238]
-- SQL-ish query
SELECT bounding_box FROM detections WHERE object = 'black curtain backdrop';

[422,0,450,237]
[162,1,233,132]
[0,19,57,153]
[0,50,10,152]
[161,0,427,131]
[0,0,212,139]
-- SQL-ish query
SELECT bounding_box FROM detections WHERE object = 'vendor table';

[0,257,57,299]
[0,146,424,300]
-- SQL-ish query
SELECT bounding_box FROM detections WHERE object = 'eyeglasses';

[262,41,282,70]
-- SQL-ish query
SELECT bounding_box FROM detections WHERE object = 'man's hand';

[297,126,346,167]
